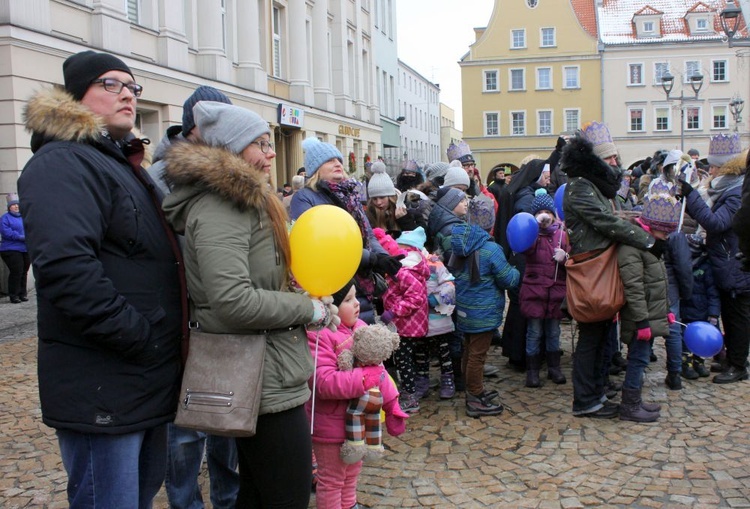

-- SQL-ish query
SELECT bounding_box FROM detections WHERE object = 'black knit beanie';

[181,86,233,137]
[63,51,134,101]
[332,280,356,307]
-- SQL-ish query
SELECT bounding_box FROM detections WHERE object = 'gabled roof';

[571,0,599,38]
[599,0,747,45]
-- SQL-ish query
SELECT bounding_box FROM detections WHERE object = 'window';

[510,68,525,91]
[712,105,728,129]
[686,107,701,130]
[511,29,526,49]
[536,67,552,90]
[685,61,701,81]
[485,112,500,136]
[538,110,553,135]
[563,66,579,89]
[712,60,728,82]
[541,27,555,47]
[654,62,669,85]
[655,107,670,131]
[272,6,283,78]
[628,63,643,86]
[643,21,654,33]
[696,18,708,31]
[511,111,526,135]
[564,109,580,132]
[127,0,139,23]
[484,70,499,92]
[629,108,644,132]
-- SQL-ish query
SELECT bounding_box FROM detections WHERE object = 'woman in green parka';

[162,101,337,508]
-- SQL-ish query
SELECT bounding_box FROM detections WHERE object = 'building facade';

[440,103,463,163]
[0,0,383,196]
[397,59,441,168]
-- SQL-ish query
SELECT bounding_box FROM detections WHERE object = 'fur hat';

[447,141,473,164]
[708,133,743,167]
[193,102,270,155]
[436,187,465,212]
[641,192,681,233]
[182,86,232,137]
[367,162,396,198]
[302,137,344,177]
[397,227,426,250]
[331,279,356,307]
[63,51,134,101]
[530,190,555,216]
[580,122,617,160]
[443,165,471,188]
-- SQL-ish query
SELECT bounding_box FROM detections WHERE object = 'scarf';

[318,179,370,249]
[706,174,743,203]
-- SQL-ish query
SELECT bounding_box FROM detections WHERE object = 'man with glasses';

[18,51,185,507]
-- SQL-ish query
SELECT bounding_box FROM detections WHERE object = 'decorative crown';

[447,140,472,163]
[642,192,681,232]
[709,133,742,157]
[580,121,613,147]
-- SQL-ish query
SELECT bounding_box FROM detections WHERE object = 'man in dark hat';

[18,51,185,506]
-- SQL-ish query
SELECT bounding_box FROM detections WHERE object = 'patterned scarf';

[319,179,370,249]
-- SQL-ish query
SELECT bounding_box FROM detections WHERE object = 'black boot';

[611,351,628,369]
[713,364,749,384]
[665,371,682,390]
[525,355,541,388]
[681,354,699,380]
[451,355,465,392]
[693,356,710,378]
[619,387,660,422]
[546,351,566,384]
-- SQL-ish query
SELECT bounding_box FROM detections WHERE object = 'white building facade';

[397,59,441,168]
[0,0,383,195]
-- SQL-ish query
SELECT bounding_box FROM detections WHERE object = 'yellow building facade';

[460,0,602,178]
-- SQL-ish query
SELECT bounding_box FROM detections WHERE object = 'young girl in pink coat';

[307,280,408,509]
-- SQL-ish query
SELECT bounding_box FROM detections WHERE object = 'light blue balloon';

[554,184,566,221]
[506,212,539,252]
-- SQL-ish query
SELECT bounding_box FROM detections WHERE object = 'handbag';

[564,243,625,323]
[174,328,266,437]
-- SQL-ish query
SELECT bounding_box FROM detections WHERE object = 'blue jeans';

[165,424,239,509]
[664,301,683,373]
[57,425,167,509]
[623,338,651,390]
[525,318,561,356]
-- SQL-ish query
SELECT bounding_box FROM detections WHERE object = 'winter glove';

[678,179,694,198]
[667,313,676,325]
[553,248,568,263]
[373,253,404,278]
[428,294,439,307]
[648,238,667,260]
[309,296,340,332]
[380,310,395,325]
[382,398,409,437]
[361,365,386,391]
[708,316,719,327]
[636,327,652,341]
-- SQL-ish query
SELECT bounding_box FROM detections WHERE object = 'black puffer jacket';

[18,87,184,434]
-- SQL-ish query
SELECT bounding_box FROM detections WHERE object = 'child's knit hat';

[530,190,555,216]
[397,227,427,251]
[436,187,466,212]
[443,165,471,188]
[331,279,356,307]
[367,162,396,198]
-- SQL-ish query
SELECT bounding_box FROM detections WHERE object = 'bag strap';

[569,243,616,264]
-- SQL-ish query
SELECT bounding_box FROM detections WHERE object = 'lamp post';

[661,72,704,152]
[720,1,750,47]
[730,96,745,131]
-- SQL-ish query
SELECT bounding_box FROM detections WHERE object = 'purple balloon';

[554,184,566,221]
[506,212,539,252]
[684,321,723,358]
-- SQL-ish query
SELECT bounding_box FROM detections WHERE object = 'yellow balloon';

[290,205,363,297]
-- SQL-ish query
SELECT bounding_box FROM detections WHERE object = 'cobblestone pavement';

[2,296,750,508]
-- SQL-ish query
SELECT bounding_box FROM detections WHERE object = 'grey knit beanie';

[443,165,471,188]
[367,162,396,198]
[193,101,270,154]
[437,187,465,212]
[424,162,450,184]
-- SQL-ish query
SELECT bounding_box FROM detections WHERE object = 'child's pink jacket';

[306,320,399,444]
[382,249,430,337]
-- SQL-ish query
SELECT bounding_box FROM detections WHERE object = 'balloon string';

[310,329,321,435]
[673,320,687,328]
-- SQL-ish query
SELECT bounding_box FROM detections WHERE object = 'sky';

[396,0,496,131]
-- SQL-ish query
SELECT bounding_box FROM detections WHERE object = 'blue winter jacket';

[680,253,721,322]
[0,212,26,252]
[664,232,693,305]
[449,223,520,333]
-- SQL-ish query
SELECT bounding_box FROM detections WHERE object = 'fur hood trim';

[717,150,748,177]
[163,142,269,211]
[23,87,103,143]
[560,136,612,179]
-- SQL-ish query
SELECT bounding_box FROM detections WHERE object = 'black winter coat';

[18,88,183,434]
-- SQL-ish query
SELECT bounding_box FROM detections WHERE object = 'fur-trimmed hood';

[23,87,104,152]
[162,142,271,231]
[716,150,748,178]
[560,136,621,199]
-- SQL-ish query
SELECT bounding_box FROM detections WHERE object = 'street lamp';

[661,72,704,152]
[720,1,750,47]
[729,96,745,131]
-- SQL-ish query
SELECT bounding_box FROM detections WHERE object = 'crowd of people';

[8,49,750,508]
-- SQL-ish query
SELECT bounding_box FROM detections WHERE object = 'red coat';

[520,223,569,319]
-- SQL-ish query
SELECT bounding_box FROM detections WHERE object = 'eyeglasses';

[250,140,275,153]
[90,78,143,97]
[462,162,476,168]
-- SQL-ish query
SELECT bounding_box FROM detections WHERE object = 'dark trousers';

[572,319,612,414]
[235,405,311,508]
[719,291,750,369]
[1,250,30,298]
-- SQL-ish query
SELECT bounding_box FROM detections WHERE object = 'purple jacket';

[520,223,569,319]
[306,320,399,444]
